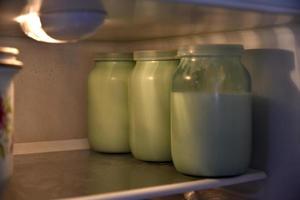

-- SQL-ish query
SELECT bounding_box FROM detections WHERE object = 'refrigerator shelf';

[0,0,300,41]
[2,150,266,200]
[170,0,300,14]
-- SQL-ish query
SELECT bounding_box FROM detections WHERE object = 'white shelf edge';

[59,170,267,200]
[13,139,90,155]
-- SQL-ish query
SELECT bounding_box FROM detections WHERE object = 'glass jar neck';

[178,55,243,72]
[173,55,250,93]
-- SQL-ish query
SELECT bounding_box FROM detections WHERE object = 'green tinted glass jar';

[88,53,134,153]
[172,45,251,176]
[130,50,178,161]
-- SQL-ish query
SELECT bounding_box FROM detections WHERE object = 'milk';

[129,60,178,161]
[88,61,133,153]
[171,92,252,176]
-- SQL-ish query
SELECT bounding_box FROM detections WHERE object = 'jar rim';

[0,47,23,69]
[134,50,178,61]
[0,47,19,55]
[94,52,133,61]
[178,44,244,57]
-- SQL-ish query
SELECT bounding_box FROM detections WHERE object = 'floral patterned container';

[0,47,22,184]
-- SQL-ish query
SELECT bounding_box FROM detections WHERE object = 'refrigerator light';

[15,12,66,43]
[15,0,106,43]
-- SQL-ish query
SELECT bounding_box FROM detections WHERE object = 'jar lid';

[134,50,177,61]
[0,47,23,68]
[178,45,244,57]
[94,52,133,61]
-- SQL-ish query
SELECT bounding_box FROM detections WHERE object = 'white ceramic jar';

[0,47,22,184]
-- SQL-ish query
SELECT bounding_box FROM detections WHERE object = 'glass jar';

[88,53,134,153]
[0,47,22,183]
[171,45,251,176]
[130,50,178,161]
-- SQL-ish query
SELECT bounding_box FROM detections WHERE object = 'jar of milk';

[171,45,251,176]
[130,50,178,161]
[88,53,134,153]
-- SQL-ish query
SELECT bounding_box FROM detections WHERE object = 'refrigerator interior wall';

[0,38,126,143]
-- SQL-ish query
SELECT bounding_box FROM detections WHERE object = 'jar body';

[88,60,134,153]
[171,54,251,176]
[130,60,178,161]
[0,68,18,183]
